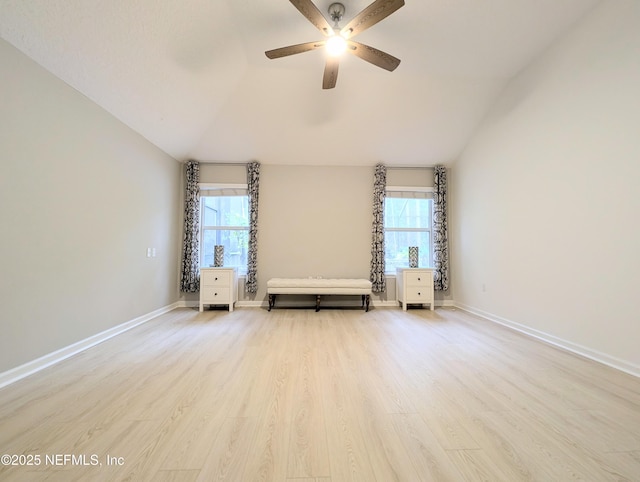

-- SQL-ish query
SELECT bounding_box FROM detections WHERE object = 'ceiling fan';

[265,0,405,89]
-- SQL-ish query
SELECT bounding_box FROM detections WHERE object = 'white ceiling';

[0,0,599,166]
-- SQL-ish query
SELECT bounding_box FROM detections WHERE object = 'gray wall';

[0,39,182,373]
[451,1,640,371]
[183,163,451,307]
[255,164,372,306]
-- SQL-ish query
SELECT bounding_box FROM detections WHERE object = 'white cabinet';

[199,267,238,312]
[396,268,434,311]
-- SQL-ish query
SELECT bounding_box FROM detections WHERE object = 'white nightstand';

[199,267,238,312]
[396,267,435,311]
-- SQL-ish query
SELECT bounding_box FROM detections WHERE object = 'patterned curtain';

[370,163,386,293]
[245,161,260,294]
[433,165,449,291]
[180,160,200,292]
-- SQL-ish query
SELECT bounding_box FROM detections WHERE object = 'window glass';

[385,197,431,228]
[384,196,433,273]
[202,196,248,227]
[201,195,249,272]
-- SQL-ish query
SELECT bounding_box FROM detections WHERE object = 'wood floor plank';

[1,307,640,481]
[152,469,200,482]
[446,448,525,482]
[286,478,332,482]
[603,451,640,481]
[194,417,257,482]
[241,313,297,481]
[319,322,379,482]
[390,413,467,481]
[286,331,331,478]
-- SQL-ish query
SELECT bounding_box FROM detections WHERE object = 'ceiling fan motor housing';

[328,3,345,23]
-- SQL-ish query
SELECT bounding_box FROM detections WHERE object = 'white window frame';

[384,186,434,274]
[199,183,249,274]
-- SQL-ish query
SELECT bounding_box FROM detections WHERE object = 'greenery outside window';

[384,188,433,273]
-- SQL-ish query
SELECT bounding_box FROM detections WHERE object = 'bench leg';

[316,295,321,312]
[365,294,370,312]
[268,294,276,311]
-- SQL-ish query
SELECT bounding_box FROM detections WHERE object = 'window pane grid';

[384,227,431,233]
[200,195,249,273]
[202,196,249,227]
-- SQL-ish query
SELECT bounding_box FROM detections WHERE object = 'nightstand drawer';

[406,286,430,301]
[405,271,431,286]
[201,287,230,302]
[202,271,231,286]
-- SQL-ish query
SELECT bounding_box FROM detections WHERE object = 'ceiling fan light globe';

[326,35,347,57]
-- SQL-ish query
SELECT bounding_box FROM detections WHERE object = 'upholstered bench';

[267,278,372,312]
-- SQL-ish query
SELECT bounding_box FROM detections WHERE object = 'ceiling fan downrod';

[328,2,345,27]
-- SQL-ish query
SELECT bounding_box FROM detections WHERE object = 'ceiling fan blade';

[340,0,405,39]
[289,0,334,37]
[265,41,325,59]
[322,57,339,89]
[346,40,400,71]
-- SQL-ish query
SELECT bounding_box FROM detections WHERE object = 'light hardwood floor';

[1,307,640,481]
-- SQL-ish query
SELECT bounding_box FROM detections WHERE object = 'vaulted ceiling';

[0,0,599,166]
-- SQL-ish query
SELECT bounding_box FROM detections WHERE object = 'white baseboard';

[455,302,640,379]
[238,299,397,309]
[374,300,402,308]
[370,300,453,308]
[236,300,264,308]
[239,298,444,309]
[174,300,386,309]
[0,302,181,389]
[232,299,451,309]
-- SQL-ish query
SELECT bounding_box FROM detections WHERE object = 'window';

[384,189,433,273]
[200,185,249,273]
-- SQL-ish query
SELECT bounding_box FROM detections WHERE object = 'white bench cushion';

[267,278,372,295]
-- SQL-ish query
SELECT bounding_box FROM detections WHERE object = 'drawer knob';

[215,277,218,281]
[417,277,421,281]
[214,292,218,296]
[418,292,421,295]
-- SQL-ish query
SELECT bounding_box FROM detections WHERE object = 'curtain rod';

[195,161,250,166]
[190,161,438,169]
[386,166,437,170]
